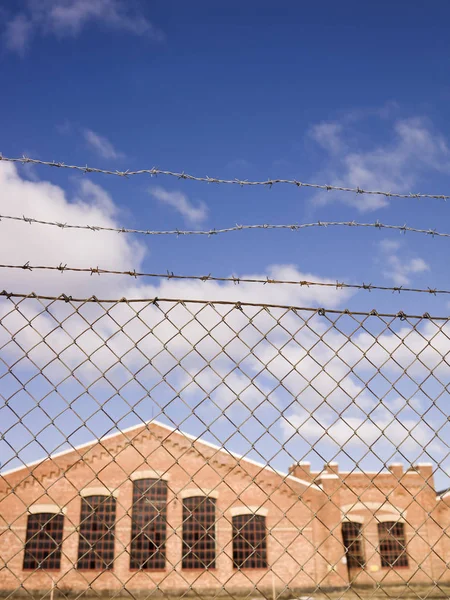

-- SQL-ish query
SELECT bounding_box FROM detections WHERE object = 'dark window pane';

[23,513,64,570]
[377,521,408,568]
[77,495,116,570]
[232,514,267,569]
[182,496,216,569]
[342,521,365,569]
[130,479,168,570]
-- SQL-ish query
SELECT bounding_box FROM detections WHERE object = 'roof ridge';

[0,418,319,492]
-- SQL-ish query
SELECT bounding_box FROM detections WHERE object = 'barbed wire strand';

[0,291,445,320]
[1,154,450,201]
[1,262,448,297]
[0,213,449,240]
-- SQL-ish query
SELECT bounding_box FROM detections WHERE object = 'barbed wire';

[0,291,445,320]
[0,212,449,240]
[1,153,450,200]
[1,262,448,297]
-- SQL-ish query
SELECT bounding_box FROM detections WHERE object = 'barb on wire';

[0,262,448,297]
[0,213,449,240]
[0,290,444,319]
[1,153,450,200]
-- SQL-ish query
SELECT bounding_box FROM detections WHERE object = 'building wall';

[0,422,345,596]
[1,422,449,597]
[290,461,450,587]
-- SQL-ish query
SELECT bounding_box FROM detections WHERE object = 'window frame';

[182,496,216,570]
[129,478,168,570]
[377,521,409,569]
[341,520,365,569]
[232,513,268,570]
[76,494,117,571]
[23,512,65,571]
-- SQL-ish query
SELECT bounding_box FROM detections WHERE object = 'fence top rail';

[0,290,447,320]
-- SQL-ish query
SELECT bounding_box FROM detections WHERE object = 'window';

[377,521,408,568]
[182,496,216,569]
[77,495,116,570]
[341,521,365,569]
[232,514,267,569]
[130,479,168,569]
[23,513,64,570]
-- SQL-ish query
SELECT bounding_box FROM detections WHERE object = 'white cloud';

[310,116,450,212]
[309,122,344,155]
[124,263,355,310]
[150,186,208,227]
[84,129,124,160]
[3,14,33,56]
[0,165,364,467]
[0,165,357,424]
[378,239,401,253]
[2,0,164,55]
[377,239,430,286]
[409,257,429,273]
[355,320,450,379]
[0,162,356,305]
[0,161,145,298]
[281,404,442,464]
[0,162,447,476]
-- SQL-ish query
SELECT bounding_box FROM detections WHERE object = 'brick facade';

[1,420,449,597]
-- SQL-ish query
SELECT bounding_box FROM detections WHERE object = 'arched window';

[23,513,64,570]
[377,521,408,568]
[182,496,216,569]
[130,478,168,569]
[341,521,365,569]
[77,495,116,570]
[232,514,267,569]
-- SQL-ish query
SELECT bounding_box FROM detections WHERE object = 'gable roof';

[0,418,320,492]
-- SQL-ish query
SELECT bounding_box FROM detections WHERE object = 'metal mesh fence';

[2,295,450,600]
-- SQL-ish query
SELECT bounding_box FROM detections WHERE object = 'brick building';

[1,419,449,597]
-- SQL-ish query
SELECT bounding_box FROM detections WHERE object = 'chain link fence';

[1,295,450,600]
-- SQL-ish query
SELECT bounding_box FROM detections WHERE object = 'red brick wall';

[1,423,449,596]
[0,423,339,596]
[290,461,450,587]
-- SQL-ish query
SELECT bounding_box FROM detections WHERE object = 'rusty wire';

[1,153,450,200]
[0,262,448,298]
[0,290,444,319]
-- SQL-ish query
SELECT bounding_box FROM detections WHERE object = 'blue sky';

[2,0,450,486]
[1,0,450,316]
